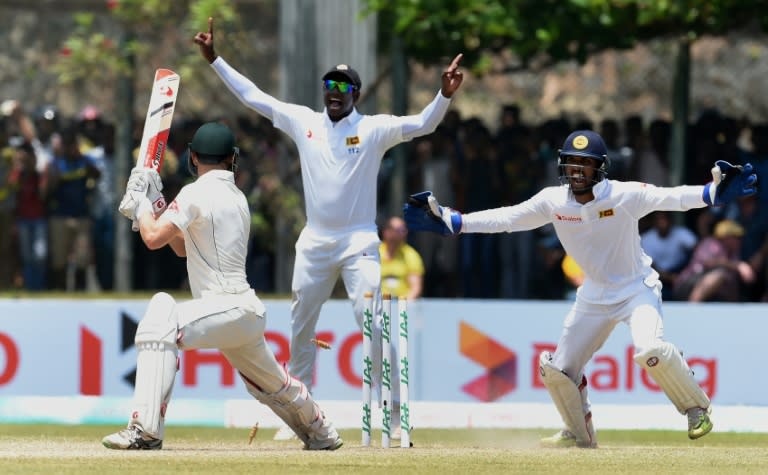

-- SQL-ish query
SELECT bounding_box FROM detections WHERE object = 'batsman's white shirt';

[462,180,707,304]
[162,169,252,299]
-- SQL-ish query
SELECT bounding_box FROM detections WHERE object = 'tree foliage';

[362,0,768,74]
[53,0,238,85]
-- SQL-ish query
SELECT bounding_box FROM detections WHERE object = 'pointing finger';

[208,17,214,35]
[449,53,463,71]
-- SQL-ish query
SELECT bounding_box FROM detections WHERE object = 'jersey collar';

[198,169,235,182]
[324,107,362,127]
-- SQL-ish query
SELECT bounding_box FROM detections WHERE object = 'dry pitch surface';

[1,425,767,474]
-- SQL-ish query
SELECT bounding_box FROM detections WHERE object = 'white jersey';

[211,57,451,234]
[162,170,251,298]
[462,180,707,304]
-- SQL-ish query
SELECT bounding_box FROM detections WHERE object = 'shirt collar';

[592,179,609,198]
[323,108,362,127]
[198,169,235,183]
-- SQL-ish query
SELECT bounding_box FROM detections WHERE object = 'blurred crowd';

[2,99,767,302]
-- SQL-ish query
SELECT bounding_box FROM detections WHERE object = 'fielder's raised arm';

[193,17,217,64]
[440,53,464,98]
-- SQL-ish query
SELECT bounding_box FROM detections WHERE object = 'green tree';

[364,0,768,217]
[363,0,768,74]
[364,0,768,196]
[53,0,239,291]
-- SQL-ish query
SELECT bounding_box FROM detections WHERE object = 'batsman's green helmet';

[190,122,236,157]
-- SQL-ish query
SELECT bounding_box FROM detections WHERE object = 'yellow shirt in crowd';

[561,254,585,287]
[379,243,425,297]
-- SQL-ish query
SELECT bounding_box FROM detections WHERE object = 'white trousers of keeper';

[551,281,709,419]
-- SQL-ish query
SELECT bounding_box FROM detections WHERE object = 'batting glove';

[703,160,757,206]
[145,168,167,215]
[403,191,462,236]
[125,166,149,193]
[118,190,152,223]
[119,167,166,230]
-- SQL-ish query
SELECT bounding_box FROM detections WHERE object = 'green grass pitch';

[1,424,767,474]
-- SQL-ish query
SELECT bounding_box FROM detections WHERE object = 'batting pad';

[246,374,328,448]
[132,293,179,439]
[540,355,595,447]
[634,342,710,414]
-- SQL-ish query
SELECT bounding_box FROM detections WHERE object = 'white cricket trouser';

[178,291,287,394]
[289,226,394,397]
[552,281,665,415]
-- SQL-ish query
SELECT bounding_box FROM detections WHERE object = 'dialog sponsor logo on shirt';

[555,213,582,222]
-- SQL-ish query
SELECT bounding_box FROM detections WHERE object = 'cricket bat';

[131,68,180,229]
[136,68,180,172]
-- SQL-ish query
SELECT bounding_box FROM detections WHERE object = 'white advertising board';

[0,299,764,407]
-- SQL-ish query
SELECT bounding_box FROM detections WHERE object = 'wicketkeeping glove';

[702,160,757,206]
[403,191,462,236]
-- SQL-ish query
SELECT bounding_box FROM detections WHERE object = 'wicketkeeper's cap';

[322,64,362,89]
[190,122,236,157]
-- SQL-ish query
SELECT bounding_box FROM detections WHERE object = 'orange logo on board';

[459,321,517,402]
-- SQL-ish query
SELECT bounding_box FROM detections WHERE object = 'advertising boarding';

[0,299,762,406]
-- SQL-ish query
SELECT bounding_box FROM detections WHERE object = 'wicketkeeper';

[404,129,757,447]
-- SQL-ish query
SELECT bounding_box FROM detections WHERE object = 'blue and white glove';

[702,160,757,206]
[403,191,462,236]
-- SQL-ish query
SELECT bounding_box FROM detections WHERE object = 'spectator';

[79,110,116,290]
[379,216,424,301]
[641,211,698,300]
[0,126,15,289]
[561,253,584,300]
[600,118,633,181]
[7,140,47,290]
[459,121,500,297]
[32,104,60,167]
[674,219,755,302]
[527,232,567,300]
[408,131,460,297]
[631,119,671,188]
[497,111,537,299]
[45,126,100,291]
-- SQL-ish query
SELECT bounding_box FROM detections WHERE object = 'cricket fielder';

[194,17,463,440]
[404,129,757,447]
[103,122,342,451]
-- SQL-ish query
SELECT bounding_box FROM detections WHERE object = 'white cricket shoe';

[102,425,162,450]
[273,424,299,441]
